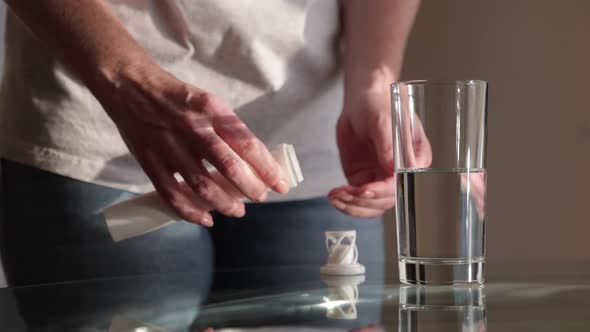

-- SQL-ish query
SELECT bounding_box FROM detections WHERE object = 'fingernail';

[332,200,346,210]
[229,201,240,217]
[340,193,354,202]
[360,191,375,198]
[256,190,268,202]
[276,179,290,194]
[201,216,213,227]
[235,202,246,217]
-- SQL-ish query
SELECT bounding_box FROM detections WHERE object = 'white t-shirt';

[0,0,346,201]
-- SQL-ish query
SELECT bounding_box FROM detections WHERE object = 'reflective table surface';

[2,265,590,331]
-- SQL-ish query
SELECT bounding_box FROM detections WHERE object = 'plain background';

[1,1,590,287]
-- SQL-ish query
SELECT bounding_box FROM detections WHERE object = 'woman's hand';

[334,0,421,218]
[97,65,289,226]
[329,82,396,218]
[330,78,432,218]
[4,0,289,227]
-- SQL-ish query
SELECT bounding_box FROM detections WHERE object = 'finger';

[461,173,486,199]
[213,114,289,194]
[468,175,486,220]
[208,168,247,198]
[350,326,385,332]
[187,127,269,202]
[166,139,245,218]
[328,185,356,198]
[330,198,386,218]
[369,111,395,176]
[468,173,486,194]
[179,163,245,218]
[330,191,395,210]
[357,177,396,198]
[410,114,433,168]
[330,177,396,199]
[139,150,214,226]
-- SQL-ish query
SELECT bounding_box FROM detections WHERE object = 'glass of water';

[391,80,488,285]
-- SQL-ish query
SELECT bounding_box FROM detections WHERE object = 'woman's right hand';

[94,64,289,227]
[4,0,288,227]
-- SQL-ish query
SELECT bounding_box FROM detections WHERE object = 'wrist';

[90,51,161,94]
[90,53,153,91]
[343,67,396,109]
[344,66,397,96]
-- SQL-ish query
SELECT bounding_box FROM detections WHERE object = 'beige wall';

[386,0,590,279]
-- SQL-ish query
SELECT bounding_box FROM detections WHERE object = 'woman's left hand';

[329,83,396,218]
[330,79,433,218]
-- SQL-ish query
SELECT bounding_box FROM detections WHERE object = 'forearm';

[342,0,420,92]
[5,0,156,95]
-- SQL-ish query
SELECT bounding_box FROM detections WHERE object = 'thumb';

[371,112,395,176]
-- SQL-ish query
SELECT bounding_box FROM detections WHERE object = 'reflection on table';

[399,285,486,332]
[2,266,590,331]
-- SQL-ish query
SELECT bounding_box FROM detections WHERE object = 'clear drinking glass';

[391,80,488,285]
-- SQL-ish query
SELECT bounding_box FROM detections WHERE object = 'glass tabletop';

[1,265,590,331]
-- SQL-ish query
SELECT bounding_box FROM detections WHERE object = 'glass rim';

[391,79,487,88]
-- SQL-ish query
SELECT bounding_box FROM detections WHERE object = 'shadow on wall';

[0,162,7,288]
[0,1,8,288]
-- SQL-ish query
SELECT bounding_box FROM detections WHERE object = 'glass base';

[399,258,484,285]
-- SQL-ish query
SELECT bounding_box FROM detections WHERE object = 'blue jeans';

[0,159,385,286]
